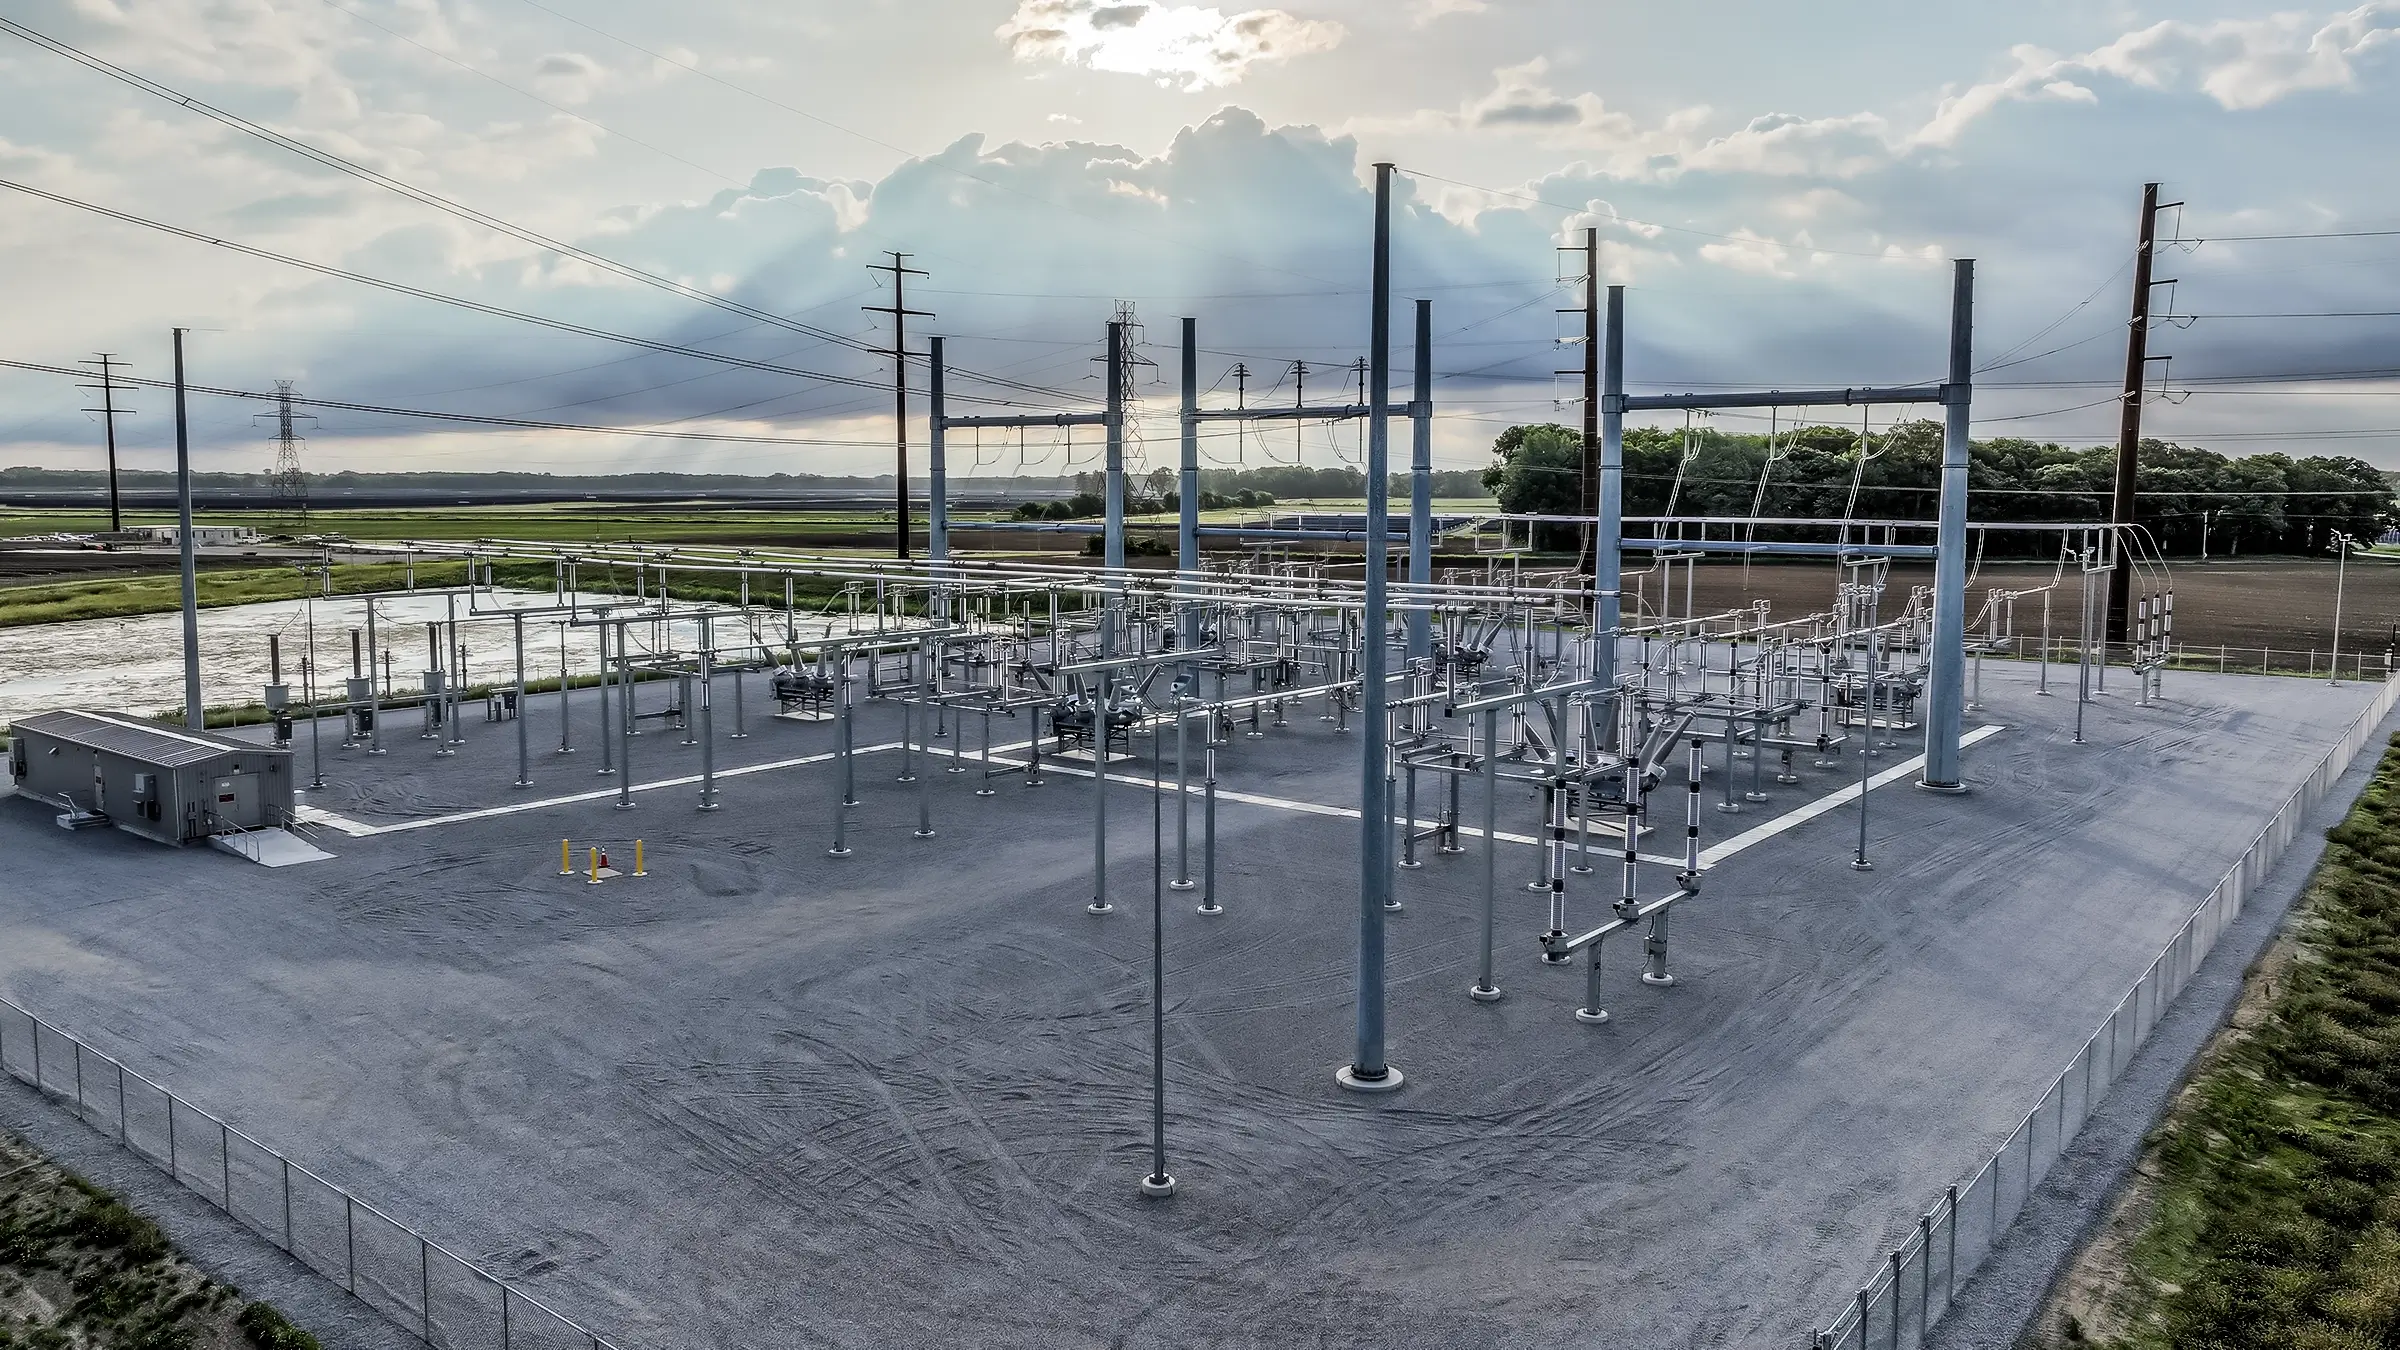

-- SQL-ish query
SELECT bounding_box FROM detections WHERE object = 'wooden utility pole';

[864,252,931,560]
[2109,183,2178,641]
[77,353,131,533]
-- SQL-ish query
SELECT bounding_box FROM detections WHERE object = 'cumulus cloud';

[1919,2,2400,145]
[996,0,1344,90]
[1390,61,1891,180]
[1407,0,1486,25]
[532,51,605,104]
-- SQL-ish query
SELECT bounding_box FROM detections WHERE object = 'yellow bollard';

[560,838,572,876]
[587,846,602,886]
[633,840,646,877]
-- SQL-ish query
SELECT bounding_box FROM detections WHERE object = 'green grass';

[0,503,972,549]
[2074,735,2400,1348]
[0,562,478,629]
[0,1129,318,1349]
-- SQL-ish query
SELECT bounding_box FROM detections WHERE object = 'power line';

[0,357,896,447]
[2193,228,2400,242]
[0,176,1079,410]
[1401,168,1934,262]
[0,14,1081,408]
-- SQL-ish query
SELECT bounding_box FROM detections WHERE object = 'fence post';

[219,1119,230,1211]
[502,1283,512,1350]
[345,1195,356,1294]
[1945,1185,1959,1300]
[166,1093,176,1179]
[282,1157,293,1251]
[420,1236,431,1342]
[1919,1212,1933,1337]
[30,1016,39,1092]
[115,1063,125,1141]
[73,1041,83,1113]
[1887,1251,1903,1350]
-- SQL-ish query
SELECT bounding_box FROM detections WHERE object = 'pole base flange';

[1540,952,1572,966]
[1335,1064,1405,1093]
[1913,780,1969,795]
[913,828,935,839]
[827,846,852,858]
[1196,902,1223,916]
[1469,985,1503,1003]
[1087,901,1114,915]
[1575,1007,1610,1024]
[1169,879,1197,892]
[1641,972,1676,987]
[1140,1173,1179,1198]
[1850,858,1875,872]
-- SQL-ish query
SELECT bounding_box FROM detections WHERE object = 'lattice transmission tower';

[257,381,314,532]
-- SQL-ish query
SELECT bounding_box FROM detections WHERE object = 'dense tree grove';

[1015,465,1489,520]
[1482,420,2397,558]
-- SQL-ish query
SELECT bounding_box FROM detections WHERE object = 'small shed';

[7,710,295,845]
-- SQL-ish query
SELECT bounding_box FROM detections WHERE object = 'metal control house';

[7,710,294,845]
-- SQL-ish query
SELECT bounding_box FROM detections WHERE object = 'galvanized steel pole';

[1595,287,1625,712]
[172,328,203,730]
[1407,298,1433,662]
[1178,317,1199,583]
[1340,162,1402,1094]
[513,613,530,788]
[1920,260,1975,791]
[928,336,949,576]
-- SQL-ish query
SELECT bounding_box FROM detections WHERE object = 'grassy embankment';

[0,562,483,629]
[0,504,937,550]
[2031,734,2400,1348]
[0,1128,318,1348]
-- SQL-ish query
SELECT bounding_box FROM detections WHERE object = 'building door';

[208,774,259,830]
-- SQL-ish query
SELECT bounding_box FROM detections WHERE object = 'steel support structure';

[1338,162,1402,1095]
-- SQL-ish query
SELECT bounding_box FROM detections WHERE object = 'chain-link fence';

[1809,670,2400,1349]
[1970,636,2395,683]
[0,999,624,1350]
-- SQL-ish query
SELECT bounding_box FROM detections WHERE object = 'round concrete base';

[1641,971,1677,987]
[1575,1007,1610,1024]
[1140,1173,1179,1198]
[1469,985,1503,1003]
[1196,903,1223,917]
[1087,901,1114,915]
[1335,1064,1405,1093]
[1913,780,1969,795]
[1169,879,1197,891]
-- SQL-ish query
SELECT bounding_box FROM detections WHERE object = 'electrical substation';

[4,173,2392,1350]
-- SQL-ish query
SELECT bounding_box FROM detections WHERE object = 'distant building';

[132,525,259,547]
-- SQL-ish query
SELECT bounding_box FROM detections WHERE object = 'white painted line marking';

[1698,723,2008,867]
[286,721,2006,867]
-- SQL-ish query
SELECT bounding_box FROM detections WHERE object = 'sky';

[0,0,2395,483]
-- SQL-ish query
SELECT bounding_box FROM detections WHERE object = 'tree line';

[1484,421,2397,557]
[1012,465,1490,520]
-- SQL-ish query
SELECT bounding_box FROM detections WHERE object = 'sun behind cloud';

[997,0,1344,91]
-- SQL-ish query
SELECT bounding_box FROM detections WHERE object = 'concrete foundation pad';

[0,665,2378,1348]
